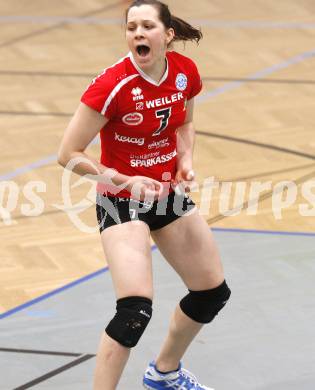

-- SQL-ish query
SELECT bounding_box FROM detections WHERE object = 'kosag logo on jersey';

[176,73,188,91]
[115,132,145,146]
[131,87,144,101]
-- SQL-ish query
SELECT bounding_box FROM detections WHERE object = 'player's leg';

[143,208,230,388]
[153,207,224,291]
[94,220,153,390]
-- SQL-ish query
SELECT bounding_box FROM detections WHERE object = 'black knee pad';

[179,280,231,324]
[105,296,152,348]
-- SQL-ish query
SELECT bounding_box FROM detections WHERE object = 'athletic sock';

[155,363,180,375]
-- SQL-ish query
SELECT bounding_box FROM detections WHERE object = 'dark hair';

[125,0,203,45]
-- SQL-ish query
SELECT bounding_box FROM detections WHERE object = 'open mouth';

[136,45,150,57]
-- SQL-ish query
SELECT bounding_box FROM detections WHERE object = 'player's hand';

[125,175,163,201]
[171,168,197,195]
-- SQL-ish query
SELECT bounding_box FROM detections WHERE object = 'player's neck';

[139,57,167,84]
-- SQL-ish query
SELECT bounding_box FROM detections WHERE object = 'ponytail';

[170,15,202,44]
[126,0,203,45]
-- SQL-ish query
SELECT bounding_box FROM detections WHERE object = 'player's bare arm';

[174,98,196,191]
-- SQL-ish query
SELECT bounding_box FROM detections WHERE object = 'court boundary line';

[12,353,95,390]
[0,267,110,320]
[212,227,315,237]
[0,348,96,389]
[0,347,82,357]
[195,130,315,161]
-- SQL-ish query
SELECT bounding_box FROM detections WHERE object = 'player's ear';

[166,28,175,46]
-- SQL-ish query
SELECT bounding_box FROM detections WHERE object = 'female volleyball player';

[58,1,231,389]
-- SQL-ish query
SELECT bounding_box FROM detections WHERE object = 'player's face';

[126,5,174,70]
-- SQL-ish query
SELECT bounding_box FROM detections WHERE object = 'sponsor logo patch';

[136,102,144,111]
[176,73,188,91]
[148,138,170,149]
[146,92,183,109]
[130,150,177,167]
[122,112,143,126]
[131,87,144,101]
[115,132,144,146]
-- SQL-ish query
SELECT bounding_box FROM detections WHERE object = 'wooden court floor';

[1,0,315,314]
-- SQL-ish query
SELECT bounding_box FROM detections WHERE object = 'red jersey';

[81,51,202,197]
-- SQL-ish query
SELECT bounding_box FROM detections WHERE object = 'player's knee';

[105,296,152,348]
[179,280,231,324]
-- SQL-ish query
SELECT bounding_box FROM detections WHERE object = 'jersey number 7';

[153,107,172,137]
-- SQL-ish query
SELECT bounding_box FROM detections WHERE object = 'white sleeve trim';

[101,74,140,116]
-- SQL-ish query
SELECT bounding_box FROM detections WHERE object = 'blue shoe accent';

[143,361,214,390]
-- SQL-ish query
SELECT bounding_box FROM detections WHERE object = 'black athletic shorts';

[96,191,196,233]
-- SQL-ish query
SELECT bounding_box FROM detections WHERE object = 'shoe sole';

[143,383,157,390]
[144,380,215,390]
